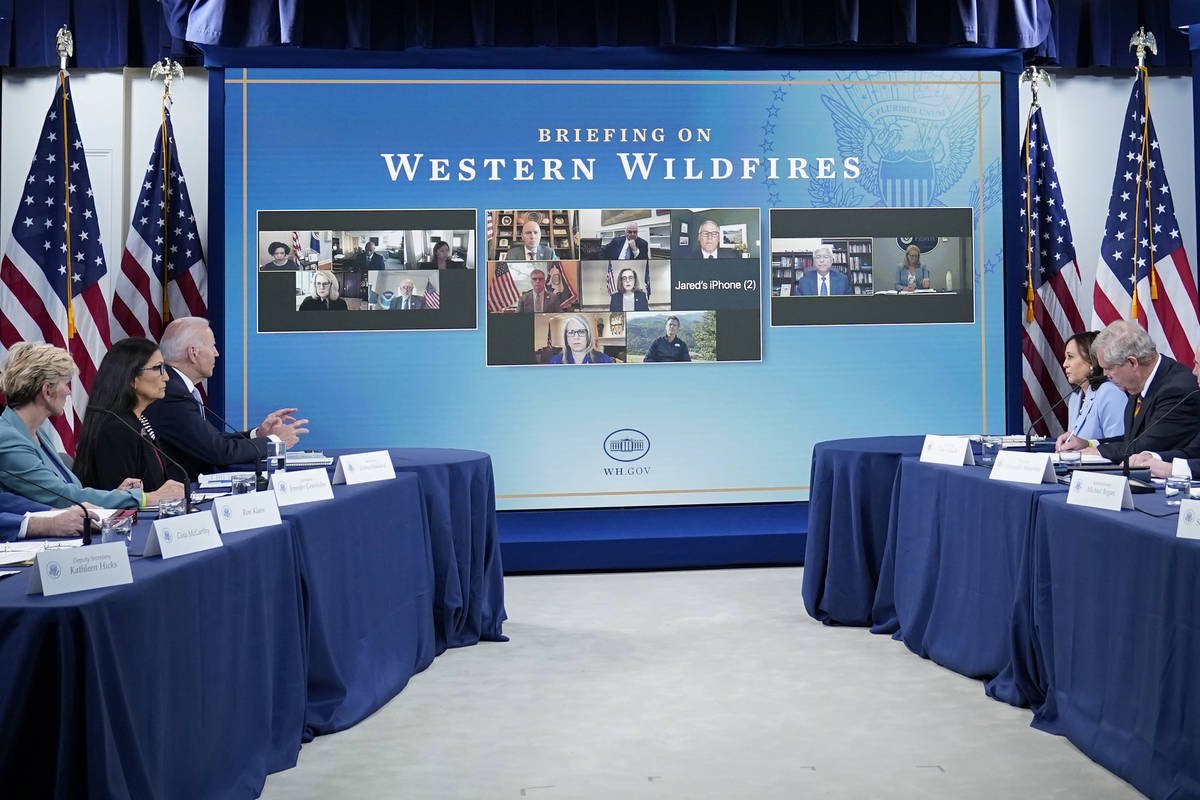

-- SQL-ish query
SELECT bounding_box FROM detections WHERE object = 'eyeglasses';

[314,281,332,287]
[699,230,720,238]
[138,363,167,375]
[564,328,588,337]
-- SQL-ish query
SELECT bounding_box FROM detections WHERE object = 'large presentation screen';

[224,68,1005,510]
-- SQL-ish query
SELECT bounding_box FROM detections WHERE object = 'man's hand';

[257,407,309,449]
[116,477,144,491]
[145,480,185,506]
[1128,452,1175,478]
[26,506,88,538]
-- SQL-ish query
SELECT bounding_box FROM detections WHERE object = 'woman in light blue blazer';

[1061,331,1126,441]
[0,342,183,509]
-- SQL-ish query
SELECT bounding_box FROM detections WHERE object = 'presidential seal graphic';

[47,561,61,579]
[1186,509,1195,526]
[604,429,650,462]
[222,506,233,521]
[820,73,980,207]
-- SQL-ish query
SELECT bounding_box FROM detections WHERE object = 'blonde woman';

[299,271,347,311]
[549,315,613,364]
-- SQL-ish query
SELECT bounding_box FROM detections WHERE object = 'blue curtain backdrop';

[0,0,1189,68]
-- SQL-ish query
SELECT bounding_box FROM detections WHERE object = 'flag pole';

[1019,67,1049,323]
[1130,28,1159,308]
[56,26,76,338]
[150,59,184,326]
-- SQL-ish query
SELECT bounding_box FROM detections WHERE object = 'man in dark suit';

[144,317,308,481]
[693,219,739,259]
[1127,342,1200,476]
[518,268,561,313]
[505,220,558,261]
[358,241,386,270]
[1059,320,1200,463]
[602,222,649,260]
[0,490,88,541]
[797,246,852,296]
[390,279,426,310]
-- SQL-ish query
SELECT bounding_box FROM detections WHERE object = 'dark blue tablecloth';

[1003,494,1200,800]
[872,458,1067,680]
[326,448,507,651]
[0,520,307,799]
[280,473,437,737]
[803,436,925,626]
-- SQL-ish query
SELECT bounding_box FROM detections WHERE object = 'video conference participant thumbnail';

[544,314,620,364]
[797,246,851,296]
[368,271,439,310]
[624,311,714,363]
[505,219,558,261]
[260,238,301,271]
[297,271,348,311]
[576,261,671,311]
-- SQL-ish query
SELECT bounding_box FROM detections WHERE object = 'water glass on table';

[100,513,133,548]
[158,497,186,518]
[231,475,256,495]
[1165,474,1192,505]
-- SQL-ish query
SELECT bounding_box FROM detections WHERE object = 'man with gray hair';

[144,317,309,481]
[1058,319,1200,462]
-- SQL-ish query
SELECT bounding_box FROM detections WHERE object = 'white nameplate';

[213,491,282,534]
[989,450,1055,484]
[332,450,396,485]
[144,510,223,559]
[271,468,334,506]
[27,542,133,596]
[1067,470,1133,511]
[920,435,975,466]
[1176,499,1200,540]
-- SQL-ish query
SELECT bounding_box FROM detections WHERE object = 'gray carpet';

[260,567,1142,799]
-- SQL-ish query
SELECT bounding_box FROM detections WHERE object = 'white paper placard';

[989,450,1055,484]
[1176,499,1200,540]
[213,491,283,534]
[271,468,334,506]
[920,435,975,466]
[27,542,133,596]
[1067,470,1134,511]
[144,510,223,559]
[332,450,396,485]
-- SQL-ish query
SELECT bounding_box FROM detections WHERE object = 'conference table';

[802,435,925,626]
[0,447,506,799]
[806,436,1200,800]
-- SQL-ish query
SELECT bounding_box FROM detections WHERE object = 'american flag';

[1019,106,1085,435]
[112,106,207,341]
[554,261,577,309]
[0,74,110,455]
[292,231,303,264]
[423,278,440,309]
[606,261,618,294]
[644,261,652,301]
[1091,68,1200,365]
[487,261,520,312]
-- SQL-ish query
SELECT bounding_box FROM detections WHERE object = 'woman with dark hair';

[609,267,648,311]
[74,337,180,490]
[261,241,299,270]
[0,342,182,508]
[1054,330,1125,448]
[420,240,461,269]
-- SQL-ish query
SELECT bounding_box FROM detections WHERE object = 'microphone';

[200,403,270,491]
[1025,387,1078,451]
[0,466,95,545]
[1118,387,1200,476]
[90,407,195,514]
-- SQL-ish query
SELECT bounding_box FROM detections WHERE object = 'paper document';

[1050,453,1111,465]
[198,471,256,488]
